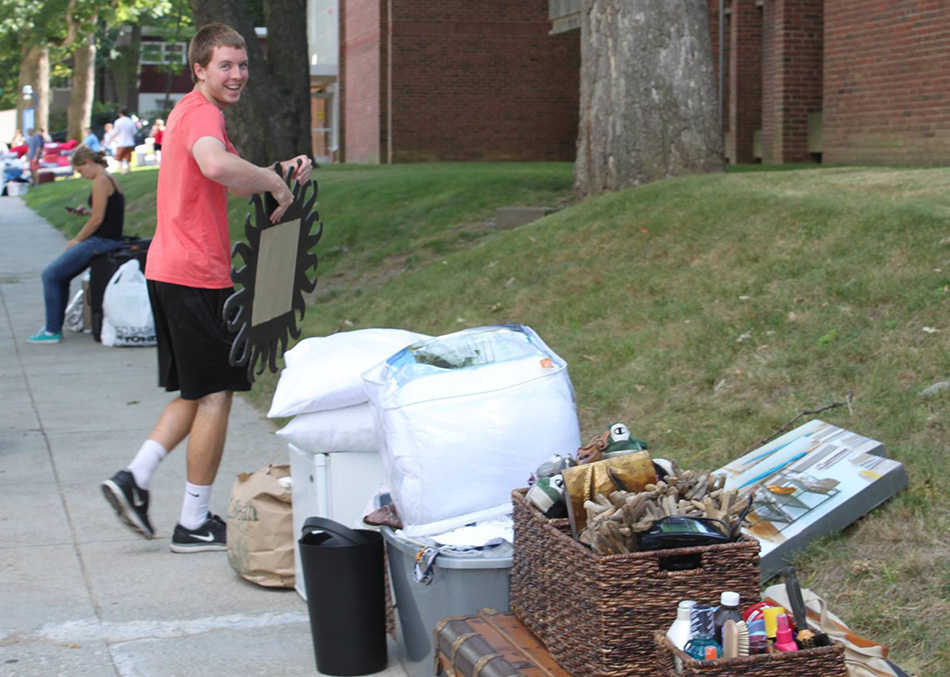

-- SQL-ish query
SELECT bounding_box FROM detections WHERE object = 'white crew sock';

[179,482,213,530]
[127,439,168,490]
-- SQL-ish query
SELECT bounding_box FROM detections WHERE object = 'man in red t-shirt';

[101,22,313,552]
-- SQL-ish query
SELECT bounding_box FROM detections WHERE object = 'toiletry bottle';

[762,605,785,644]
[684,604,722,661]
[666,600,696,650]
[773,614,799,652]
[713,591,742,644]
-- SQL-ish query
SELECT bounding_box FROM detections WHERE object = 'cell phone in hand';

[65,206,87,216]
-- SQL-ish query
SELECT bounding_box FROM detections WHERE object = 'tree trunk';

[263,0,312,160]
[17,45,50,134]
[126,25,142,112]
[189,0,312,166]
[574,0,723,197]
[68,33,96,142]
[163,68,175,111]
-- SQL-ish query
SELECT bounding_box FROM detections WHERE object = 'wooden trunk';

[434,609,570,677]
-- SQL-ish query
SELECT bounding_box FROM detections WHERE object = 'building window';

[140,42,187,66]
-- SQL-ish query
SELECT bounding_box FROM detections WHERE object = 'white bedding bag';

[362,324,580,536]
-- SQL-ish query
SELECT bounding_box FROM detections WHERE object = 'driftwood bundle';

[579,462,752,555]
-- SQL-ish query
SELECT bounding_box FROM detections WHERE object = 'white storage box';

[288,443,385,599]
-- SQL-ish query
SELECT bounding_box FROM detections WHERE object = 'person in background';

[113,107,137,174]
[100,22,312,552]
[102,122,117,156]
[150,118,165,164]
[82,127,102,153]
[27,147,125,343]
[26,128,44,185]
[10,129,25,148]
[40,128,52,143]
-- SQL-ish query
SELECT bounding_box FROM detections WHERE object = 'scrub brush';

[735,620,750,657]
[722,620,739,658]
[722,620,750,658]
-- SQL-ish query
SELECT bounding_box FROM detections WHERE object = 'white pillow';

[276,404,377,453]
[268,328,429,418]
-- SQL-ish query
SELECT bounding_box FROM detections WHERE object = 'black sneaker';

[101,469,155,539]
[170,513,227,553]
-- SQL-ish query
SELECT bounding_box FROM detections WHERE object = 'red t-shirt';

[145,89,237,289]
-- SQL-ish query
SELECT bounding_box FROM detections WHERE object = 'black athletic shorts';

[147,280,251,400]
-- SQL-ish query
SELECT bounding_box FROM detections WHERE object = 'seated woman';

[28,147,125,343]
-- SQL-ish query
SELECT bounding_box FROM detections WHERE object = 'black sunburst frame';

[223,162,323,382]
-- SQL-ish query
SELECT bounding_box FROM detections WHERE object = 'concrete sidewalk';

[0,195,412,676]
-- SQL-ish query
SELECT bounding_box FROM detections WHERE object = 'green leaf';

[817,328,839,345]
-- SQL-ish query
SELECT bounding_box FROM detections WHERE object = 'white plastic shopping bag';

[101,259,156,347]
[63,288,85,333]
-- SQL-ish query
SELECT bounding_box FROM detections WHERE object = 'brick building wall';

[341,0,579,163]
[718,0,950,166]
[711,0,821,164]
[340,0,387,163]
[707,1,731,148]
[760,0,776,162]
[823,0,950,165]
[768,0,823,163]
[728,0,762,163]
[138,69,191,95]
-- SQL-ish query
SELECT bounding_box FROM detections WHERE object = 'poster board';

[715,420,908,580]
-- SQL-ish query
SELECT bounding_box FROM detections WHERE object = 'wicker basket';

[510,488,761,677]
[653,631,847,676]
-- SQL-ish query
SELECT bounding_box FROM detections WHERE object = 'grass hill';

[25,163,950,673]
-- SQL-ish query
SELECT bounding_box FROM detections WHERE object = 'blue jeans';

[41,236,124,333]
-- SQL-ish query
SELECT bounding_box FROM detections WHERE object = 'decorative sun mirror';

[223,162,323,382]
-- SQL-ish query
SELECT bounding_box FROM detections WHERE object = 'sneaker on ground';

[170,513,227,553]
[101,469,155,539]
[27,329,62,344]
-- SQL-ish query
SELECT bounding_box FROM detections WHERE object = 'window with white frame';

[140,41,187,66]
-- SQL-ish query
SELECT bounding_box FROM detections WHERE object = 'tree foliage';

[1,0,308,156]
[0,0,191,137]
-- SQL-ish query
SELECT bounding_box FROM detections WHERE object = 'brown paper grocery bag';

[226,463,295,588]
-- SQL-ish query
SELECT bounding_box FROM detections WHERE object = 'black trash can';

[299,517,388,676]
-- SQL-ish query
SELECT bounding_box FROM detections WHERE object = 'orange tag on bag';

[540,358,554,369]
